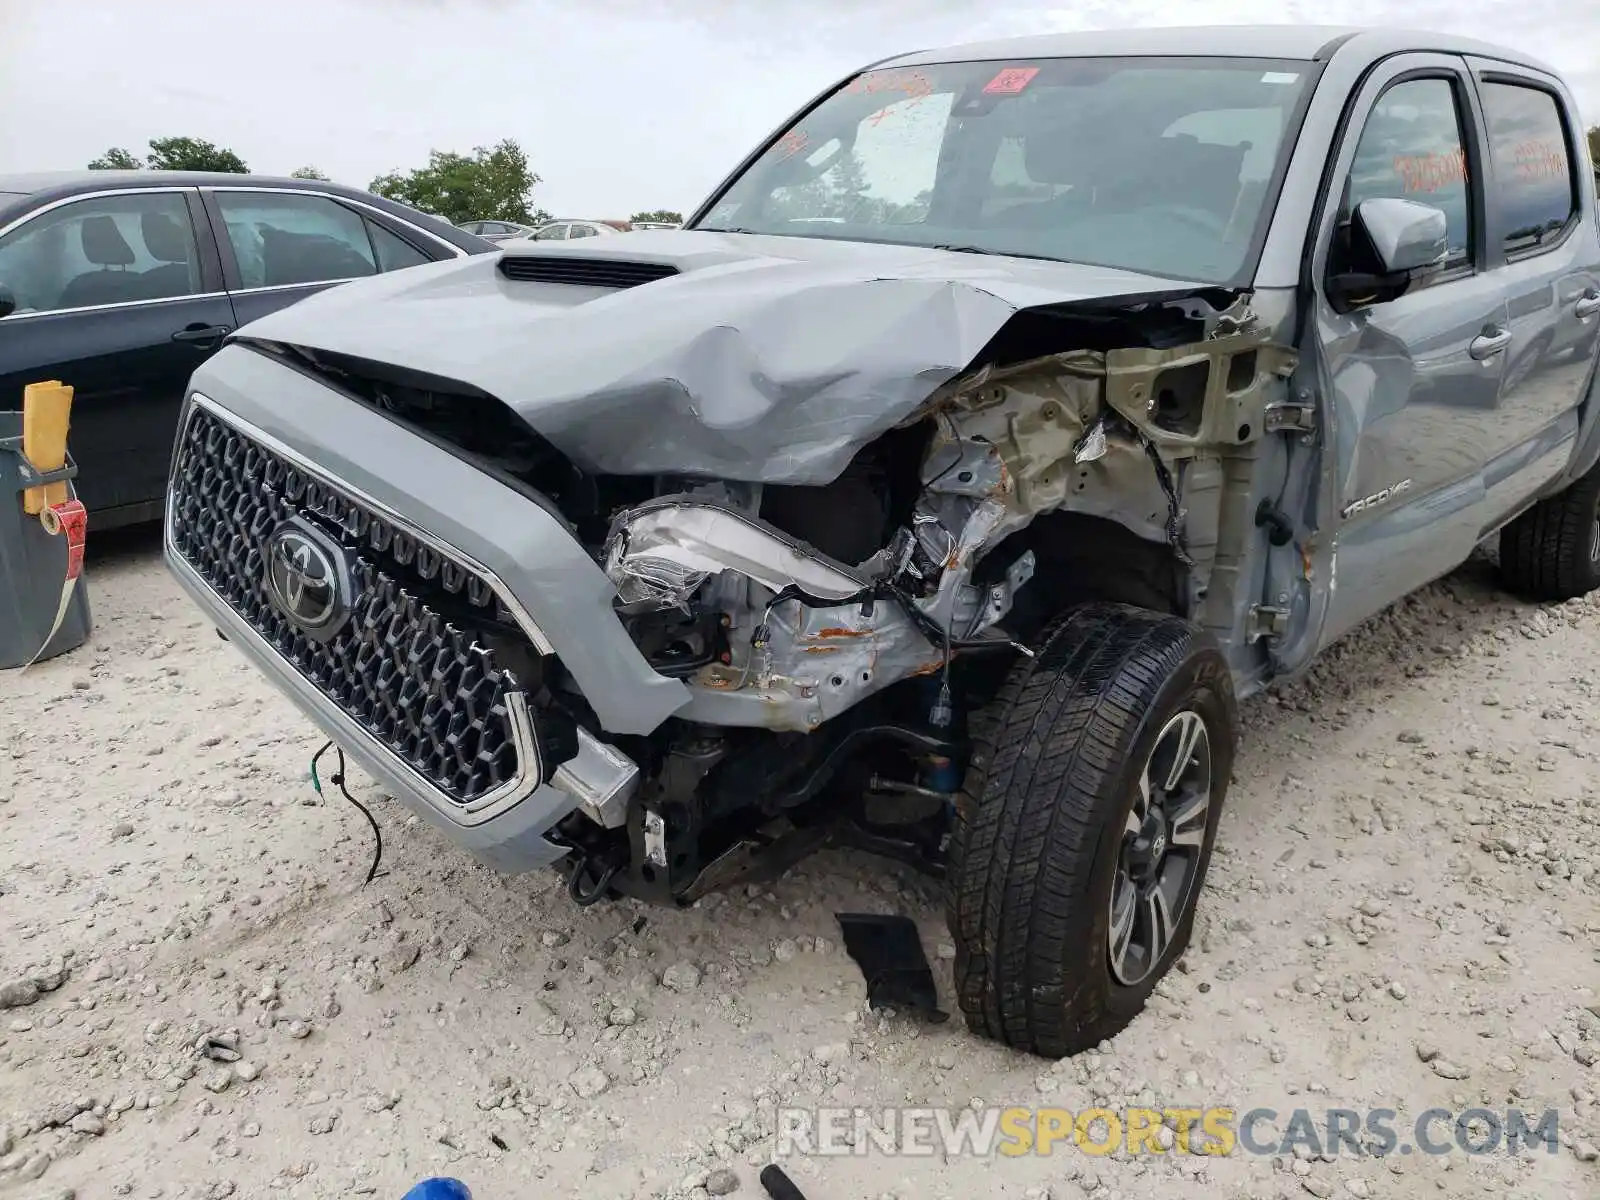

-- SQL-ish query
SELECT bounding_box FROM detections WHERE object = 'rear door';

[1307,55,1512,648]
[0,186,233,523]
[202,187,462,331]
[1466,61,1600,511]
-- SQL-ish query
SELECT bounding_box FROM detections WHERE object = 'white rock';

[569,1065,611,1099]
[661,962,702,993]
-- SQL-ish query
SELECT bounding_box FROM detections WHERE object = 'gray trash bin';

[0,409,93,669]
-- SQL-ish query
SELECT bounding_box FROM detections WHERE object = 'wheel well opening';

[977,510,1186,643]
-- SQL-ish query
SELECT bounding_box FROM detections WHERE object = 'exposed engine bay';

[246,288,1294,903]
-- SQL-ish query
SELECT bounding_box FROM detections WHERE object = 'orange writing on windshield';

[842,69,933,101]
[774,130,812,161]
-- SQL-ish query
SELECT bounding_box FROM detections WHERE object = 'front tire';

[1498,461,1600,601]
[946,603,1237,1058]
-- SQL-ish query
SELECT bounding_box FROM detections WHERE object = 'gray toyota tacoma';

[165,25,1600,1056]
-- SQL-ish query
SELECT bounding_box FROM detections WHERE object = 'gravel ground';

[1,530,1598,1200]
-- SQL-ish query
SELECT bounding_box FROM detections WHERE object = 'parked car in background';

[0,171,495,528]
[630,221,682,231]
[458,219,540,242]
[529,219,626,240]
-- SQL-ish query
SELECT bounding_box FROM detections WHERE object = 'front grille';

[168,405,535,807]
[498,255,679,288]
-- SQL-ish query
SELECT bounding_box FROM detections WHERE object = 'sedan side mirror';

[0,285,15,320]
[1328,197,1450,312]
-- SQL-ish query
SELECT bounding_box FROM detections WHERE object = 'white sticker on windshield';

[1260,72,1300,84]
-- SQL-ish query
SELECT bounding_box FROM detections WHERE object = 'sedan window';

[533,224,568,240]
[366,219,431,271]
[0,191,203,316]
[214,191,377,288]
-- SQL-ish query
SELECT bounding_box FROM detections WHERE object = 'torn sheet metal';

[231,229,1225,485]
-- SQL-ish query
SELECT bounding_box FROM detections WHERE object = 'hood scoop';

[498,254,680,289]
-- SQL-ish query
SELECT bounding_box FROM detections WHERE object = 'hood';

[233,230,1219,484]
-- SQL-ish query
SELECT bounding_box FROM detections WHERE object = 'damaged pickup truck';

[164,25,1600,1056]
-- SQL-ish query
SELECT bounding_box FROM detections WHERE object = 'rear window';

[1480,81,1578,253]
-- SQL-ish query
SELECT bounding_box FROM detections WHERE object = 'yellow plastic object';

[22,380,74,515]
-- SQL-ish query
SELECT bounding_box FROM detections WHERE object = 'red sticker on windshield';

[983,66,1039,95]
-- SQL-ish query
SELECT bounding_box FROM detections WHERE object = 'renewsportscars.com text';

[775,1105,1561,1159]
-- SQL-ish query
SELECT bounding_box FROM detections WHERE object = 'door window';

[533,224,568,240]
[1341,77,1474,272]
[1480,81,1577,254]
[568,223,598,238]
[0,191,202,316]
[214,191,377,288]
[366,219,431,271]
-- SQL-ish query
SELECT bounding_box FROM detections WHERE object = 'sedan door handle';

[1469,328,1512,360]
[172,323,232,350]
[1576,291,1600,320]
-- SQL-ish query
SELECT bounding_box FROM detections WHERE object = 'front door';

[1306,55,1511,649]
[0,187,233,524]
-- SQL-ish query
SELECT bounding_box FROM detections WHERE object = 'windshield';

[695,56,1315,284]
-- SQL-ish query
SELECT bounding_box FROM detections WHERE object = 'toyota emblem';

[264,524,346,637]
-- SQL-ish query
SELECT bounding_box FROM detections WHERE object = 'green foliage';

[290,166,330,181]
[88,139,248,172]
[630,210,684,225]
[1588,125,1598,166]
[87,147,140,170]
[369,140,548,226]
[144,137,248,173]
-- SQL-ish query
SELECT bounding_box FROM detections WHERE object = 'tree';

[1588,125,1599,167]
[88,147,141,170]
[825,151,872,221]
[290,166,329,181]
[89,138,248,173]
[630,210,683,225]
[369,140,546,226]
[144,137,248,173]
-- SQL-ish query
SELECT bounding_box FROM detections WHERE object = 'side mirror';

[0,285,14,320]
[1358,197,1449,274]
[1328,197,1449,312]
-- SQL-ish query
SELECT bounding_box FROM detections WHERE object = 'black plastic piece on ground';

[835,913,948,1023]
[759,1163,808,1200]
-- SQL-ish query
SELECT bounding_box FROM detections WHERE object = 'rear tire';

[1498,462,1600,601]
[946,603,1237,1058]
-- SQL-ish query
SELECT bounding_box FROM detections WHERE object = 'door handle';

[172,323,232,350]
[1469,328,1512,360]
[1576,291,1600,320]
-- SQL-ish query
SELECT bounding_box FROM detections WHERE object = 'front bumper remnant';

[163,346,683,871]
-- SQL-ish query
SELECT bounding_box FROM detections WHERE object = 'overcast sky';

[0,0,1593,218]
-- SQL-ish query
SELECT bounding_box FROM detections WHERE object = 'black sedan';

[0,171,496,528]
